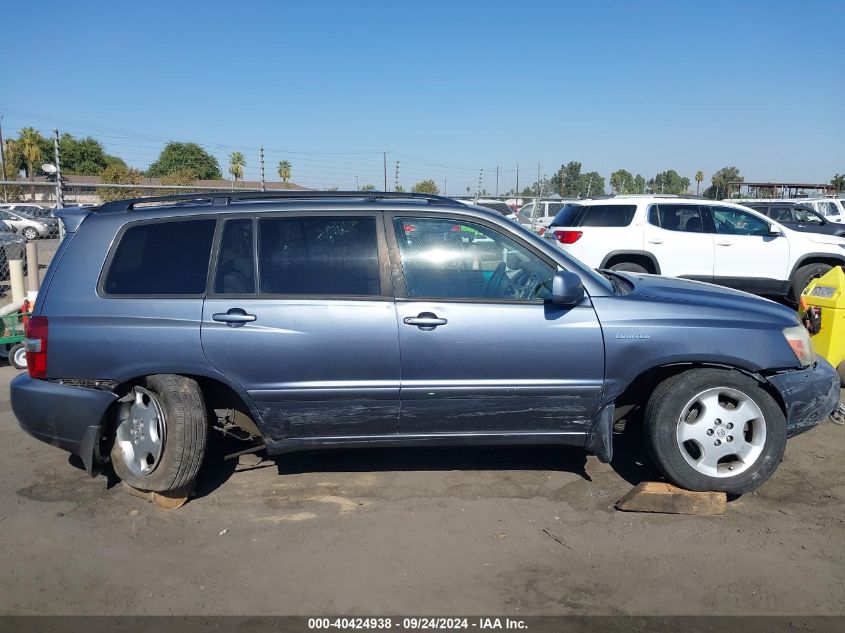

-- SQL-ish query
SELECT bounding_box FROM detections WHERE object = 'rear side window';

[103,219,216,295]
[648,204,705,232]
[578,204,636,227]
[258,216,379,295]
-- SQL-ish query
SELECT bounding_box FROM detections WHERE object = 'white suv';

[544,195,845,301]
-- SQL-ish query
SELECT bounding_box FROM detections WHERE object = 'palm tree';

[228,152,245,187]
[695,170,704,196]
[277,160,291,185]
[19,127,44,200]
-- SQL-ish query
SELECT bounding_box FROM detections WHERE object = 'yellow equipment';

[800,266,845,384]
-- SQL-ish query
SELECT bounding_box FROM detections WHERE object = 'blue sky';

[1,0,842,193]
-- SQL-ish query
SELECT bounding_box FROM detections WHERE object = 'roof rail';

[96,190,461,214]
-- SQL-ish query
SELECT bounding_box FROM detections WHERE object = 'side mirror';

[768,224,783,236]
[552,270,585,306]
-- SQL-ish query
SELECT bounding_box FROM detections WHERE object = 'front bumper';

[767,356,840,437]
[11,374,118,474]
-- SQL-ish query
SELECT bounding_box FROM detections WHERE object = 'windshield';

[550,204,584,227]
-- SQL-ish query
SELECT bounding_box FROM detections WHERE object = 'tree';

[1,141,24,201]
[831,174,845,192]
[411,179,439,194]
[360,184,376,191]
[159,167,199,193]
[18,127,48,200]
[633,174,646,194]
[695,170,704,195]
[277,160,292,183]
[99,164,144,202]
[228,151,245,184]
[610,169,636,194]
[651,169,690,195]
[703,166,743,199]
[59,134,110,175]
[104,155,128,170]
[147,142,222,180]
[395,184,405,192]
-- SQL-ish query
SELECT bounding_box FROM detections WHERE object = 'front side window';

[793,207,823,224]
[710,206,770,236]
[768,207,794,223]
[393,217,555,301]
[104,219,216,295]
[648,204,704,232]
[579,204,637,227]
[258,216,379,295]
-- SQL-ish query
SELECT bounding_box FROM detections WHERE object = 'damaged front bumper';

[767,356,840,437]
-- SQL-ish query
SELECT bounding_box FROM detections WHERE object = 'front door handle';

[212,308,256,327]
[403,312,447,330]
[716,240,733,246]
[647,238,664,244]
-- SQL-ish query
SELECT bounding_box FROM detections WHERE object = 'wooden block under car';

[122,482,192,510]
[615,481,727,516]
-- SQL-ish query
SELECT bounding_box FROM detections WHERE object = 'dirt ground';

[0,364,843,616]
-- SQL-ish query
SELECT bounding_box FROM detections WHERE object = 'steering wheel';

[485,262,509,298]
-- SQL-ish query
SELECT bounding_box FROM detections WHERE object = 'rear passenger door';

[643,203,713,281]
[200,212,401,441]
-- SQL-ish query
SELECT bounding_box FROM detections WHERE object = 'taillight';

[553,230,583,244]
[25,316,48,379]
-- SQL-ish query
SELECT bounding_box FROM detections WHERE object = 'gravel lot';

[0,364,843,616]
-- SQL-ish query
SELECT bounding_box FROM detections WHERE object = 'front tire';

[644,368,786,494]
[609,262,648,274]
[22,227,39,241]
[111,374,208,493]
[790,263,832,302]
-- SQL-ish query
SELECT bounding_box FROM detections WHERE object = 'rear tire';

[111,374,208,494]
[837,361,845,387]
[609,262,648,274]
[8,343,26,369]
[644,368,787,494]
[22,227,39,241]
[790,263,832,302]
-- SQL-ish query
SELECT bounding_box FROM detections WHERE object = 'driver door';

[386,213,605,435]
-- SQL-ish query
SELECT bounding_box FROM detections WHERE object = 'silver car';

[0,205,54,240]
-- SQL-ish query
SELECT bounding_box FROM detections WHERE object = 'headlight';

[783,325,815,367]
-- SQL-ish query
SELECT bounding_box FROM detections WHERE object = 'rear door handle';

[403,312,447,329]
[647,238,664,244]
[212,308,256,327]
[716,240,733,246]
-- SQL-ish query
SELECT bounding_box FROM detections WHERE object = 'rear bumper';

[10,374,117,473]
[767,357,840,437]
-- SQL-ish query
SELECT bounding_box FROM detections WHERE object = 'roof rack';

[97,190,461,214]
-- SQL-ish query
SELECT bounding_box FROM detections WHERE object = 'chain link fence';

[0,201,63,303]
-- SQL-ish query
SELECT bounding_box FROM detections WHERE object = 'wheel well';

[603,253,657,273]
[613,363,788,421]
[791,257,844,279]
[113,374,261,436]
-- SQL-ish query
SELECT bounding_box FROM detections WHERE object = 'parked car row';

[0,203,60,240]
[541,194,845,302]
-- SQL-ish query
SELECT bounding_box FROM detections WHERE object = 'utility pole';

[259,146,265,192]
[477,169,483,198]
[515,164,519,200]
[53,129,64,209]
[0,115,7,202]
[383,151,387,191]
[536,164,541,198]
[394,160,400,191]
[495,166,499,197]
[356,176,359,191]
[443,179,446,196]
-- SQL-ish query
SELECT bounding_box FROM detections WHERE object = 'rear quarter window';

[577,204,637,227]
[103,218,217,295]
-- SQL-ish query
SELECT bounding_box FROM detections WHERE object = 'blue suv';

[10,192,839,496]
